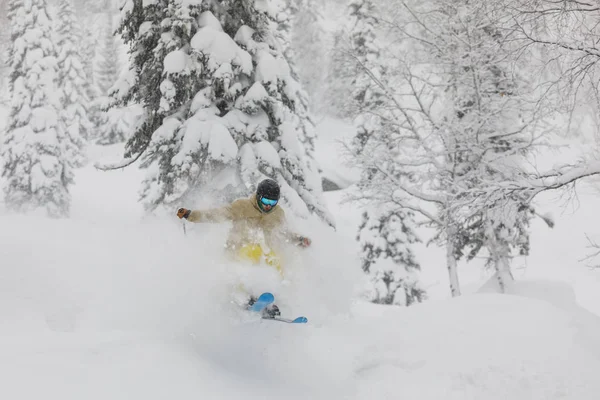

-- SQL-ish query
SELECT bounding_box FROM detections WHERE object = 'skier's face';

[258,196,278,213]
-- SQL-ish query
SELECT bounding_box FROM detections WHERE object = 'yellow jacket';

[186,195,302,253]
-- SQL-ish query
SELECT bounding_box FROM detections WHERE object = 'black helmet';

[256,178,280,200]
[256,179,280,213]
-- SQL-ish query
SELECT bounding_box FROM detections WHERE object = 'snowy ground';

[0,121,600,399]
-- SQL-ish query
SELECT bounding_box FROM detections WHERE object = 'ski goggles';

[260,197,278,207]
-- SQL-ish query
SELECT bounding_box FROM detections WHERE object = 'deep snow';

[0,118,600,399]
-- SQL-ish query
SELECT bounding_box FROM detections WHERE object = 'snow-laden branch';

[510,0,599,14]
[346,186,442,225]
[391,196,442,225]
[524,160,600,196]
[516,27,600,59]
[94,150,144,171]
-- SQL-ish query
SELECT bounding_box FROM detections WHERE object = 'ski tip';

[292,316,308,324]
[257,292,275,303]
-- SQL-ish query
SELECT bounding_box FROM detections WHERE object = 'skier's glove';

[177,208,191,219]
[298,236,311,248]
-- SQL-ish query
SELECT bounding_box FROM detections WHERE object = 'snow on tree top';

[224,109,270,140]
[234,26,256,49]
[253,0,275,15]
[176,116,238,164]
[190,88,213,114]
[112,68,137,100]
[175,0,204,8]
[256,0,286,20]
[280,121,305,159]
[191,26,252,74]
[239,143,258,172]
[163,50,191,75]
[121,0,134,16]
[142,0,159,7]
[197,11,223,32]
[242,82,269,107]
[255,50,290,91]
[214,63,233,80]
[279,179,311,217]
[139,21,154,37]
[254,141,282,168]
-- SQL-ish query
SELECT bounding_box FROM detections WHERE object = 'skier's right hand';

[177,208,191,219]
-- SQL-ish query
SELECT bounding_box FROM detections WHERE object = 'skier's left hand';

[298,236,311,248]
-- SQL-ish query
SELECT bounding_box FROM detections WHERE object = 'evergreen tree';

[94,10,131,145]
[56,0,90,150]
[95,98,134,145]
[72,0,104,112]
[1,0,79,217]
[254,0,317,157]
[110,0,331,223]
[96,11,120,96]
[327,0,384,119]
[78,26,100,106]
[358,208,426,306]
[347,0,387,145]
[0,0,9,91]
[290,0,329,113]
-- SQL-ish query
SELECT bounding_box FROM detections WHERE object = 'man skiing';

[176,178,311,317]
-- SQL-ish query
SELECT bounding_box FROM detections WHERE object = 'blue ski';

[263,316,308,324]
[248,292,274,312]
[247,292,307,324]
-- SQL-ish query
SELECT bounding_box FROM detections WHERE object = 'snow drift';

[1,154,600,399]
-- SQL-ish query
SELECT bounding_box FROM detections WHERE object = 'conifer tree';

[96,11,120,96]
[95,10,131,145]
[290,0,329,113]
[0,0,9,91]
[1,0,79,217]
[108,0,331,223]
[56,0,90,150]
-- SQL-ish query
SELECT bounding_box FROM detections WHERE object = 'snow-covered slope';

[0,144,600,399]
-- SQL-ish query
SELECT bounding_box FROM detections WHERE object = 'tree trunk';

[446,220,461,297]
[486,222,514,293]
[496,256,514,293]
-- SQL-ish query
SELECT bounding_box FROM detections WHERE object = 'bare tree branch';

[579,233,600,269]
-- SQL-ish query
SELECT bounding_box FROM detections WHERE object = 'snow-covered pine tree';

[0,0,9,92]
[346,0,386,148]
[96,11,120,97]
[1,0,80,217]
[95,10,131,145]
[73,0,107,18]
[289,0,330,113]
[358,208,425,305]
[325,31,355,118]
[72,0,103,111]
[110,0,331,223]
[79,30,100,100]
[56,0,91,151]
[326,0,381,119]
[257,0,317,157]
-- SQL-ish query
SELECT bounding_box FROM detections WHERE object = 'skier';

[176,178,311,317]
